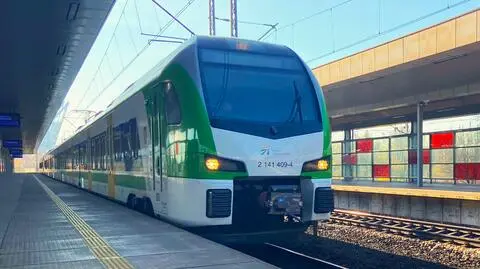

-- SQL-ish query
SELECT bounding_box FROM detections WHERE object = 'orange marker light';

[317,159,329,171]
[205,158,220,171]
[236,43,249,50]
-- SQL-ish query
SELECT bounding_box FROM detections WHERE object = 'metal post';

[343,129,353,181]
[409,121,417,183]
[416,102,424,187]
[230,0,238,37]
[208,0,215,36]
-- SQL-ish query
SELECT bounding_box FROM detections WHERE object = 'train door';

[77,144,82,187]
[107,116,115,199]
[148,81,165,213]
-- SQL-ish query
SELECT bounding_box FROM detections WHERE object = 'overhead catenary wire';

[261,0,353,41]
[81,0,196,111]
[151,0,195,36]
[75,0,131,110]
[305,0,472,64]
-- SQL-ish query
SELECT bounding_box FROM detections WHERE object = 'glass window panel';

[373,165,390,178]
[423,135,430,149]
[431,149,453,164]
[431,164,453,179]
[354,122,411,139]
[410,135,430,149]
[332,131,345,142]
[357,139,373,153]
[357,153,372,165]
[343,154,357,165]
[431,132,454,149]
[391,150,408,164]
[374,138,389,152]
[374,152,389,165]
[454,163,480,181]
[456,131,480,147]
[344,141,356,154]
[332,142,342,154]
[357,165,372,178]
[391,165,408,178]
[455,147,480,163]
[424,164,430,179]
[351,166,357,178]
[391,137,408,150]
[424,114,480,132]
[332,154,342,166]
[333,165,342,177]
[408,150,431,164]
[409,164,431,178]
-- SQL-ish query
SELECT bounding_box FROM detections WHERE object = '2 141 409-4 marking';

[257,161,293,168]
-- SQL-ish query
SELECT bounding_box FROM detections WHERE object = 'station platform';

[0,174,275,269]
[332,180,480,201]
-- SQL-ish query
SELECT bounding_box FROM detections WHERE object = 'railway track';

[231,242,347,269]
[330,209,480,247]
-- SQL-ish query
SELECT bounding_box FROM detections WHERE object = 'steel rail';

[329,209,480,247]
[264,243,348,269]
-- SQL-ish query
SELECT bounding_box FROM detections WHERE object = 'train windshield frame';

[198,47,323,139]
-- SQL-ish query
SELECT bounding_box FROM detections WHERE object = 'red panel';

[455,163,480,181]
[356,139,373,153]
[430,132,454,149]
[343,154,357,165]
[408,150,430,164]
[373,165,389,178]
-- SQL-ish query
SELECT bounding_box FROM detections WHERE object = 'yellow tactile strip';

[33,175,134,269]
[333,184,480,201]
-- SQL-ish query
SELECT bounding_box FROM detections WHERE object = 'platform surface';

[0,173,275,269]
[333,180,480,200]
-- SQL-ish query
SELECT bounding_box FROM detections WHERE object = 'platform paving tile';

[107,233,222,257]
[0,175,276,269]
[0,238,86,254]
[126,248,269,269]
[8,259,105,269]
[0,247,96,267]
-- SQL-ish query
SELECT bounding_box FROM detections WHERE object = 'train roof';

[44,36,294,156]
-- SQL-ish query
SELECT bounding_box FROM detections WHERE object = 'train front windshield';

[199,48,323,138]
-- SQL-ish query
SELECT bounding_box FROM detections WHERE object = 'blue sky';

[37,0,480,153]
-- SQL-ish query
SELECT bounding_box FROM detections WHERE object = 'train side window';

[164,82,181,125]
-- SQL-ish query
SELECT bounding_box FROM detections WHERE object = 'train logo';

[260,147,271,156]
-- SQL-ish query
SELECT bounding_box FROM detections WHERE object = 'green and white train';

[40,36,333,237]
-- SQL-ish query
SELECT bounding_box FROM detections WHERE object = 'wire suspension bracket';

[151,0,196,36]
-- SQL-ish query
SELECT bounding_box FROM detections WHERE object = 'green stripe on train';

[59,170,146,190]
[90,171,146,190]
[144,63,248,180]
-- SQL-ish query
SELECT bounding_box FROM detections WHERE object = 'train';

[39,35,333,240]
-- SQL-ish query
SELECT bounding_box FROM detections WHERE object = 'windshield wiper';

[271,81,303,136]
[286,81,303,123]
[211,53,230,118]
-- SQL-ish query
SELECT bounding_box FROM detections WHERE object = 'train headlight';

[205,158,220,171]
[302,156,331,172]
[204,155,246,172]
[317,159,329,170]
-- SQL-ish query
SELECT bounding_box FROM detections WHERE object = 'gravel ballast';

[285,223,480,269]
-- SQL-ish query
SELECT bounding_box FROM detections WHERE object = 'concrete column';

[416,102,425,187]
[343,129,354,181]
[6,158,13,174]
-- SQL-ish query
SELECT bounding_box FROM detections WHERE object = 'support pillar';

[343,129,354,181]
[409,122,417,183]
[208,0,215,36]
[230,0,238,37]
[416,102,425,187]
